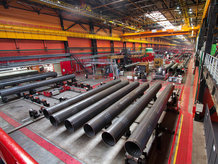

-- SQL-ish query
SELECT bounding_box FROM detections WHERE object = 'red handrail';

[0,128,38,164]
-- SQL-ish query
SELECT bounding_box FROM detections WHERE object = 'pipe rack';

[43,79,121,118]
[0,74,75,99]
[0,72,57,89]
[84,82,149,137]
[49,81,129,126]
[64,82,139,132]
[125,84,174,157]
[102,82,162,146]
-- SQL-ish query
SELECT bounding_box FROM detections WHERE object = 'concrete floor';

[0,66,209,164]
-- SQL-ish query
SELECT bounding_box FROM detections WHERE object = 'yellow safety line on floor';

[173,114,184,164]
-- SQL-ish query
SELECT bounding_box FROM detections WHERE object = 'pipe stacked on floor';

[0,72,57,89]
[50,81,129,126]
[164,62,174,72]
[43,79,121,118]
[64,82,140,132]
[169,63,179,74]
[0,74,75,98]
[125,84,174,157]
[102,82,162,146]
[84,82,149,137]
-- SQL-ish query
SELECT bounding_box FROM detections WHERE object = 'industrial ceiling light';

[144,11,175,30]
[176,6,180,10]
[188,8,192,14]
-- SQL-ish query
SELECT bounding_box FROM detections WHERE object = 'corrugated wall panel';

[97,40,110,54]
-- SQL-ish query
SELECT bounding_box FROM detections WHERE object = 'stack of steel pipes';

[169,63,179,74]
[101,82,162,146]
[164,62,174,72]
[0,69,38,80]
[0,72,57,89]
[49,80,131,126]
[43,80,174,158]
[125,84,174,157]
[0,74,75,102]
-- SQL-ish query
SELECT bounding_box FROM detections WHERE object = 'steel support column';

[109,26,114,53]
[90,23,98,55]
[59,13,69,53]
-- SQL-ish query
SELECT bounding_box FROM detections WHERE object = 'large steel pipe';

[164,62,174,72]
[0,74,75,98]
[65,82,139,132]
[43,79,121,118]
[50,81,129,126]
[0,72,57,89]
[125,84,174,157]
[169,63,178,71]
[124,62,140,68]
[84,83,149,137]
[0,70,38,80]
[102,82,162,146]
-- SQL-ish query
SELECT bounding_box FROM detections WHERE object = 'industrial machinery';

[154,54,164,68]
[134,62,149,80]
[153,62,174,80]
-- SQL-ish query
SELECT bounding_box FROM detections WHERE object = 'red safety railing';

[0,128,38,164]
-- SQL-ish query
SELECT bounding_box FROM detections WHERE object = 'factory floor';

[0,59,208,164]
[168,57,207,164]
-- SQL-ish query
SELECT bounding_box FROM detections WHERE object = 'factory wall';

[0,5,172,59]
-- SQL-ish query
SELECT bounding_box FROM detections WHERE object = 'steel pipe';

[169,63,179,73]
[0,70,38,80]
[124,62,140,68]
[43,79,121,118]
[125,84,174,157]
[65,82,139,132]
[84,82,149,137]
[102,82,162,146]
[0,74,75,98]
[164,62,174,72]
[50,81,129,126]
[0,72,57,89]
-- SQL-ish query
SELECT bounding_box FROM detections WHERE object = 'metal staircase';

[71,55,92,74]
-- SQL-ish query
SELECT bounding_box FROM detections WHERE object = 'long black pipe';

[43,79,121,118]
[0,72,57,89]
[50,81,129,126]
[169,63,179,73]
[102,82,162,146]
[125,84,174,157]
[164,62,174,72]
[64,82,139,132]
[0,74,75,98]
[0,70,38,80]
[84,82,149,137]
[124,62,140,68]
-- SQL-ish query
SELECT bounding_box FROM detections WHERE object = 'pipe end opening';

[84,124,95,137]
[49,116,58,127]
[102,132,116,146]
[64,120,74,132]
[125,141,142,158]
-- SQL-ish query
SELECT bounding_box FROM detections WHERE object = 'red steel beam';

[0,128,38,164]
